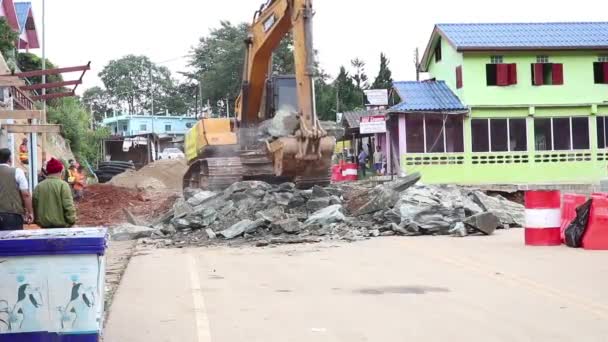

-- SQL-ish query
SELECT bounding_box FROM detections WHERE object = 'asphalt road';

[104,229,608,342]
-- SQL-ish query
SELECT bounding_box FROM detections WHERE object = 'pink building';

[0,0,39,51]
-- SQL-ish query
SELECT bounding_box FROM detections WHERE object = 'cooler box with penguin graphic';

[0,228,107,341]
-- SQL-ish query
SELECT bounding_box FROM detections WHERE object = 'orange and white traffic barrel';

[524,190,562,246]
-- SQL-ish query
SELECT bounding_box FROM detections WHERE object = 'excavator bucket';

[268,135,336,188]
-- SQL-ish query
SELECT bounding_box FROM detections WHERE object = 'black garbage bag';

[564,199,592,248]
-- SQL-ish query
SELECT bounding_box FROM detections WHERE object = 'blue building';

[102,114,198,137]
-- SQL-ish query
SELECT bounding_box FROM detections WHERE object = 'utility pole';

[226,93,230,118]
[149,64,155,133]
[414,48,420,81]
[199,78,204,118]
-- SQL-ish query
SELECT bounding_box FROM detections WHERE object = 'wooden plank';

[13,63,91,78]
[0,110,43,120]
[0,77,26,87]
[21,79,81,91]
[3,124,61,134]
[32,91,75,101]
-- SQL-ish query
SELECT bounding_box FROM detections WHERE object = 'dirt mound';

[76,184,177,226]
[109,159,187,191]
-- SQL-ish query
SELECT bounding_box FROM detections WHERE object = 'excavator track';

[183,157,243,191]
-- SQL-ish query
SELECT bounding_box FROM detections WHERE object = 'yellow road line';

[188,253,213,342]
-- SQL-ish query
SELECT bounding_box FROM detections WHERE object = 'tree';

[273,33,295,75]
[99,55,175,114]
[350,58,369,91]
[190,21,249,113]
[82,86,113,122]
[190,21,299,114]
[47,97,109,163]
[371,53,393,90]
[0,18,18,66]
[334,66,363,112]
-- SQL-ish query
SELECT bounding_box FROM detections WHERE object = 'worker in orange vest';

[72,165,87,201]
[18,138,28,165]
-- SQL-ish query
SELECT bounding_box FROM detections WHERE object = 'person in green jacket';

[33,158,77,228]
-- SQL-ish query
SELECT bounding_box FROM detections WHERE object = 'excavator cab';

[183,0,336,191]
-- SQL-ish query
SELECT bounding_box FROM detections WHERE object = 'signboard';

[364,89,389,106]
[360,115,386,134]
[336,112,343,123]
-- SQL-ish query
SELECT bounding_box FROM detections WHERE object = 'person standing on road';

[358,149,368,177]
[33,158,76,228]
[0,148,34,230]
[374,146,384,176]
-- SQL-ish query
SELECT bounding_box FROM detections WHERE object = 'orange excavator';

[183,0,335,190]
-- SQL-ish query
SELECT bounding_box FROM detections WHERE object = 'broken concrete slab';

[307,197,331,212]
[256,207,286,222]
[312,185,330,198]
[463,212,500,235]
[347,185,400,216]
[172,198,193,219]
[186,191,219,207]
[111,224,157,241]
[273,218,303,234]
[218,219,266,239]
[469,191,525,227]
[391,172,422,192]
[305,205,346,226]
[450,222,468,237]
[205,228,217,240]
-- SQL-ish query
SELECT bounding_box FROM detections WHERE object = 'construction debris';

[77,184,177,227]
[124,176,525,247]
[109,159,188,191]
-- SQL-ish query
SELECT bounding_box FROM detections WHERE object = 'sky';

[27,0,608,94]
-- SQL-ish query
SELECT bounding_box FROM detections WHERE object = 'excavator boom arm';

[237,0,317,131]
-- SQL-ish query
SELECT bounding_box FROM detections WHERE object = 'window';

[425,115,445,153]
[509,119,527,152]
[122,125,127,131]
[491,56,504,64]
[165,124,172,132]
[490,119,508,152]
[405,114,464,153]
[140,124,148,131]
[486,56,517,86]
[472,118,527,152]
[593,57,608,84]
[405,116,424,153]
[572,117,590,150]
[25,17,35,31]
[598,116,608,149]
[472,120,490,152]
[534,117,589,151]
[446,116,464,152]
[531,57,564,85]
[434,38,442,62]
[456,66,463,89]
[537,55,549,63]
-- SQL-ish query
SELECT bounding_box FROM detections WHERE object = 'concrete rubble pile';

[120,172,525,247]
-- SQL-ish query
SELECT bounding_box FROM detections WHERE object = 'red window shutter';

[533,63,544,85]
[552,63,564,85]
[508,63,518,85]
[496,64,509,86]
[603,62,608,84]
[456,66,463,88]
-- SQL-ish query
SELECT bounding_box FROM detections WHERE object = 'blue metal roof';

[437,22,608,49]
[14,2,31,33]
[390,81,467,113]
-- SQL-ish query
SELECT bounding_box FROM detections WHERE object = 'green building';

[394,22,608,185]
